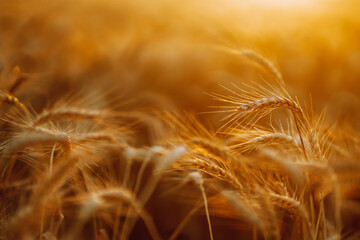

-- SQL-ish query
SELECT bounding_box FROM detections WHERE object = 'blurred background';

[1,1,360,239]
[0,0,360,129]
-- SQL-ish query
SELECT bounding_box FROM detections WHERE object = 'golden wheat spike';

[235,96,303,114]
[240,50,284,85]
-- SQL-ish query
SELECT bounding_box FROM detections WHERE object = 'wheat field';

[0,0,360,239]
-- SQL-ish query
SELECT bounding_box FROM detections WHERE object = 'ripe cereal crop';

[0,0,360,239]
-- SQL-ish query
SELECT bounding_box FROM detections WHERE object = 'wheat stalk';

[70,188,161,240]
[188,172,213,240]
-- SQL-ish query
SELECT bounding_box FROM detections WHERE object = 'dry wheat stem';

[189,172,214,240]
[71,188,161,240]
[121,146,186,239]
[121,148,157,240]
[6,154,78,239]
[168,200,204,240]
[113,148,136,240]
[8,75,28,94]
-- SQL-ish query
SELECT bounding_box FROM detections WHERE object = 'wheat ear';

[269,193,314,240]
[1,131,70,179]
[222,190,266,234]
[250,133,299,146]
[235,96,303,114]
[0,91,28,112]
[184,157,243,191]
[32,107,103,125]
[234,133,302,153]
[191,137,229,159]
[240,50,284,84]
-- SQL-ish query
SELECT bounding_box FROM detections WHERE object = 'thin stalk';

[40,207,45,240]
[50,143,56,177]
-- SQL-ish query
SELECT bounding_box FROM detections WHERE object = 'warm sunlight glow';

[1,0,360,239]
[246,0,315,9]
